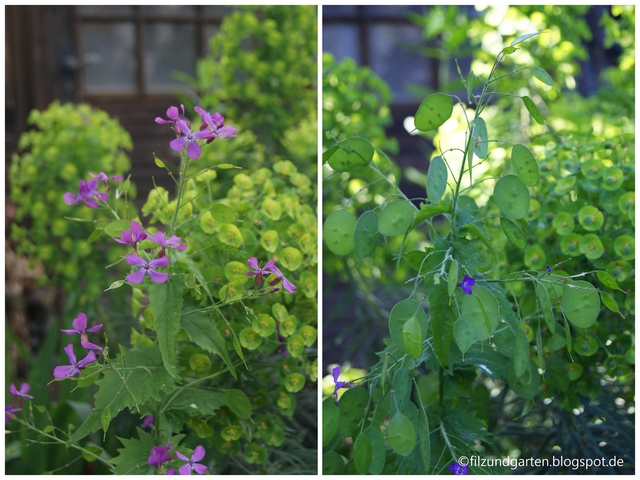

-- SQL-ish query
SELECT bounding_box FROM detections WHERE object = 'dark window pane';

[141,5,196,16]
[144,23,197,92]
[323,6,359,18]
[81,23,136,94]
[323,24,361,64]
[369,24,426,102]
[203,6,234,16]
[365,5,426,18]
[77,6,135,16]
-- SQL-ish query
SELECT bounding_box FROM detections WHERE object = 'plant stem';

[170,151,190,237]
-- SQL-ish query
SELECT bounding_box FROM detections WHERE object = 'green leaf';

[323,210,356,255]
[87,228,104,244]
[353,430,373,474]
[597,270,621,290]
[209,203,236,223]
[166,387,225,416]
[600,291,622,315]
[181,308,237,379]
[215,163,240,169]
[536,283,556,333]
[104,219,132,238]
[426,156,448,203]
[510,32,540,47]
[81,445,103,463]
[506,357,540,400]
[562,281,600,328]
[322,145,339,163]
[500,217,527,249]
[338,387,369,438]
[511,144,539,186]
[460,286,500,341]
[447,259,458,297]
[388,299,428,355]
[414,93,453,132]
[411,199,451,230]
[104,279,125,292]
[522,96,545,125]
[466,70,475,99]
[530,66,555,88]
[323,452,346,475]
[387,412,416,456]
[402,315,423,359]
[354,211,381,259]
[322,397,340,446]
[494,175,530,220]
[501,46,518,54]
[454,317,475,354]
[153,154,166,169]
[66,408,104,446]
[365,427,386,474]
[225,389,252,419]
[149,277,184,380]
[101,408,111,435]
[418,407,431,474]
[513,328,530,378]
[429,283,455,366]
[392,367,412,414]
[378,200,414,237]
[473,117,488,159]
[327,137,374,171]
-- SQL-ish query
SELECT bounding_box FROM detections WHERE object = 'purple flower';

[170,119,211,159]
[459,275,475,295]
[53,344,97,379]
[113,221,148,252]
[331,366,353,406]
[148,231,187,258]
[141,415,155,429]
[268,264,297,294]
[247,257,276,286]
[9,383,34,401]
[195,106,238,142]
[64,179,108,208]
[448,462,469,475]
[125,254,170,284]
[156,105,185,135]
[148,442,173,467]
[5,404,21,424]
[89,171,123,190]
[61,312,103,351]
[546,265,552,274]
[166,469,176,475]
[175,445,208,475]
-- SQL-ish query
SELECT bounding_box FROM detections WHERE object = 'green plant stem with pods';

[323,33,630,475]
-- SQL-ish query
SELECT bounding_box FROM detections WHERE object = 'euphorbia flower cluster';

[64,171,122,208]
[246,257,297,294]
[53,312,102,379]
[113,221,187,285]
[156,104,237,159]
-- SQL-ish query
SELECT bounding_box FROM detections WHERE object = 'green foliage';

[9,101,134,307]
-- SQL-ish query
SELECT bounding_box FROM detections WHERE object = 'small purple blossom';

[156,105,185,135]
[166,469,176,475]
[5,404,22,424]
[64,179,108,208]
[89,172,123,190]
[148,231,187,258]
[141,415,155,429]
[175,445,208,475]
[9,383,34,401]
[268,264,297,294]
[546,265,552,274]
[53,344,97,379]
[61,312,103,351]
[247,257,276,286]
[170,119,211,159]
[448,462,469,475]
[459,275,475,295]
[125,254,170,284]
[148,442,173,467]
[196,107,238,142]
[113,221,148,252]
[331,366,354,406]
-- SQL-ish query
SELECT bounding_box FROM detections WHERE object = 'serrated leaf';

[66,408,104,447]
[110,427,185,475]
[530,66,555,88]
[510,32,540,47]
[181,308,237,379]
[522,96,545,125]
[149,277,183,380]
[166,387,225,415]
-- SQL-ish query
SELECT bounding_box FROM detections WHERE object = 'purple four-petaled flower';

[148,231,187,258]
[89,171,123,189]
[331,366,354,406]
[125,254,170,284]
[196,107,238,142]
[170,119,211,159]
[9,383,34,401]
[459,275,475,295]
[113,221,148,252]
[148,442,173,467]
[64,179,108,208]
[5,404,22,424]
[61,312,103,351]
[53,344,97,379]
[268,264,297,294]
[247,257,276,286]
[448,462,469,475]
[175,445,208,475]
[155,105,185,135]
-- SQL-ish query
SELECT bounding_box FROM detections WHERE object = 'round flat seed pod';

[511,144,539,186]
[494,175,530,220]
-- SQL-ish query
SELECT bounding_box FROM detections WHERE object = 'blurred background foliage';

[323,5,634,473]
[6,5,317,474]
